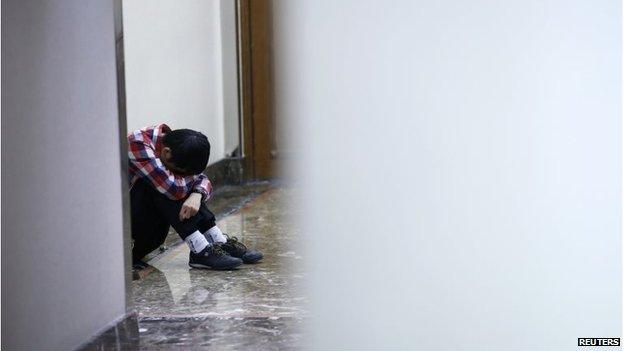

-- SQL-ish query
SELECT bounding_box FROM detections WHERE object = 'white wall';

[274,1,621,350]
[1,0,128,350]
[220,0,241,155]
[123,0,240,164]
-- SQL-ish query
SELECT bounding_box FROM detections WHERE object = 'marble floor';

[82,185,306,350]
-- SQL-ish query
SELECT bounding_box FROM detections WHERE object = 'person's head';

[160,129,210,176]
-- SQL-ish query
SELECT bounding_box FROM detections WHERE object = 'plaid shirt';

[128,124,212,201]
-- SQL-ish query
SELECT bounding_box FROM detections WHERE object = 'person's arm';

[127,134,195,200]
[179,175,212,220]
[191,174,213,202]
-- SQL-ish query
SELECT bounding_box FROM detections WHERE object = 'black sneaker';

[221,235,264,264]
[189,244,243,270]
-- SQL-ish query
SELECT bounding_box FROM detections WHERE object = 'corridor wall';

[2,0,128,349]
[123,0,240,164]
[273,0,622,350]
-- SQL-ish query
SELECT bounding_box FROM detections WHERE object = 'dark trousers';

[130,178,216,261]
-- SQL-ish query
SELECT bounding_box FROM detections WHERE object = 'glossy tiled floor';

[83,185,306,350]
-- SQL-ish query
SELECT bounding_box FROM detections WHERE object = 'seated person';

[128,123,262,270]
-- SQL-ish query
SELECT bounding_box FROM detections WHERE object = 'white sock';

[205,226,227,244]
[185,231,210,253]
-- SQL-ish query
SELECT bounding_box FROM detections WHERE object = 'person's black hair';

[162,129,210,175]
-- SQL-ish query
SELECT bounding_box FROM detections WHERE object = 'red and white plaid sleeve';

[192,174,213,202]
[128,129,205,201]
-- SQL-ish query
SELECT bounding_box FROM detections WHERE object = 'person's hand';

[179,193,202,221]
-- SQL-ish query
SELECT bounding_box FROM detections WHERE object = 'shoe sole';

[189,262,242,270]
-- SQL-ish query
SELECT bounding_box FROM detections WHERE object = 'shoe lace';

[208,244,227,256]
[224,234,247,252]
